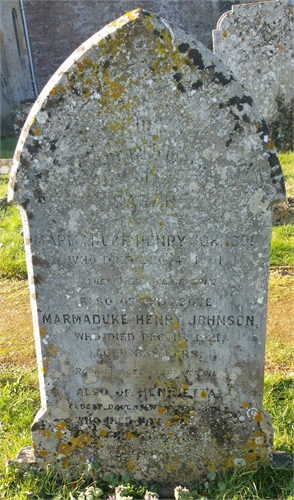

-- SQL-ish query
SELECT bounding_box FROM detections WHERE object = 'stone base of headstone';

[272,451,293,469]
[273,198,294,225]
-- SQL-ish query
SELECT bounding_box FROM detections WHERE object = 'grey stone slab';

[213,0,294,151]
[9,9,284,485]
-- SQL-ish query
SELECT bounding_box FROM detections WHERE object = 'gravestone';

[212,0,294,151]
[9,9,285,486]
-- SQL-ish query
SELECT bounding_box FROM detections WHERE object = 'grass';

[263,375,294,454]
[0,173,9,199]
[271,224,294,266]
[0,136,17,159]
[279,151,294,197]
[0,201,27,279]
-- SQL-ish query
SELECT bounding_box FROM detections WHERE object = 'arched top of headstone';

[8,9,284,483]
[9,8,284,207]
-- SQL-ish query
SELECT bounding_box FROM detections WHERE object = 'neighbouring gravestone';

[9,9,285,486]
[212,0,294,151]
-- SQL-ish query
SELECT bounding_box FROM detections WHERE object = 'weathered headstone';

[9,9,285,486]
[212,0,294,151]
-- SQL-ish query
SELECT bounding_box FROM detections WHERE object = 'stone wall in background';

[0,0,34,135]
[23,0,274,94]
[213,0,294,151]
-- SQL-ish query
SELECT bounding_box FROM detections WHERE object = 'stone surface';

[272,450,293,468]
[9,9,284,485]
[273,198,294,225]
[0,159,13,174]
[0,0,35,135]
[212,0,294,151]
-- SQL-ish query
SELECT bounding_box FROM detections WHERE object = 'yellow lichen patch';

[109,120,124,134]
[173,415,181,420]
[183,384,189,389]
[58,443,72,456]
[254,410,263,422]
[246,440,257,449]
[268,139,275,151]
[49,86,60,98]
[126,432,134,439]
[99,429,108,437]
[55,421,67,439]
[156,380,161,386]
[56,421,67,431]
[70,434,92,447]
[254,430,262,436]
[39,327,46,336]
[224,456,234,469]
[276,43,286,53]
[222,30,228,39]
[48,85,66,98]
[164,458,180,472]
[173,322,180,330]
[158,221,164,226]
[70,437,78,448]
[39,450,49,457]
[41,358,49,374]
[125,460,135,472]
[153,135,159,140]
[179,340,187,348]
[28,117,36,127]
[41,430,52,437]
[200,390,208,398]
[125,9,141,21]
[97,438,102,448]
[242,401,249,408]
[184,417,190,423]
[48,344,59,355]
[33,444,37,453]
[255,123,261,130]
[207,464,216,472]
[166,420,172,427]
[158,407,165,414]
[245,452,257,462]
[167,432,172,438]
[81,56,93,68]
[153,418,159,424]
[33,128,42,136]
[62,457,69,469]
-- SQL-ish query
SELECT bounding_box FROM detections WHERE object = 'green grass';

[270,224,294,266]
[0,173,9,199]
[0,136,17,159]
[279,151,294,197]
[0,202,27,279]
[264,375,294,454]
[0,369,39,461]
